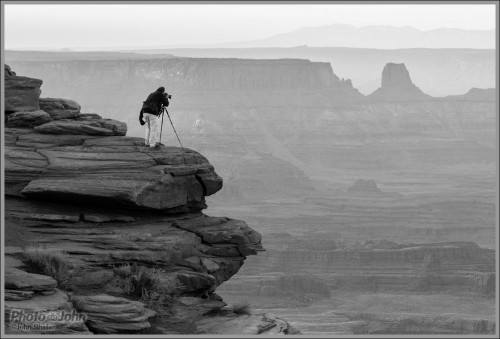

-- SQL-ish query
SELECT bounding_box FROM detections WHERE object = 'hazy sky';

[3,2,497,50]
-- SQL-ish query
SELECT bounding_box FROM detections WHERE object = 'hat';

[156,86,165,93]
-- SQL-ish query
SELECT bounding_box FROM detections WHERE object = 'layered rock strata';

[3,65,289,335]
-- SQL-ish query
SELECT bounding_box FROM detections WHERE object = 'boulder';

[7,110,53,128]
[5,74,42,113]
[5,267,57,292]
[71,294,156,334]
[39,98,80,120]
[5,64,16,76]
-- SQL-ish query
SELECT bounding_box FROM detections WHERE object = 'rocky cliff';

[3,65,298,335]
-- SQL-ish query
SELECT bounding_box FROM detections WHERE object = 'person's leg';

[149,114,160,147]
[144,114,151,146]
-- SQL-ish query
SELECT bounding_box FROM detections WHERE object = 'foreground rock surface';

[4,65,269,335]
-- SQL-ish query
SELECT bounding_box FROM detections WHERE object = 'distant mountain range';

[156,24,495,50]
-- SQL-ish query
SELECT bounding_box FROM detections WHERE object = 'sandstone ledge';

[5,130,223,212]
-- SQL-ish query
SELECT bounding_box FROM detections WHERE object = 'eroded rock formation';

[368,63,431,101]
[3,65,296,335]
[4,64,43,113]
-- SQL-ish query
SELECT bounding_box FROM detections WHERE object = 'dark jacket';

[142,90,169,116]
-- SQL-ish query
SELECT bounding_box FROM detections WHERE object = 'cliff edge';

[3,65,298,335]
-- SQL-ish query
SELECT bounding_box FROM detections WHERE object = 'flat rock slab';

[6,128,222,211]
[34,120,115,136]
[5,268,57,291]
[7,110,53,128]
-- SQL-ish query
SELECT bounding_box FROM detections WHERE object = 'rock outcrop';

[4,64,43,113]
[3,65,284,335]
[4,252,91,335]
[381,63,415,89]
[39,98,81,120]
[368,63,431,101]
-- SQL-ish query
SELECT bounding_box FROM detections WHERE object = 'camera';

[165,93,172,99]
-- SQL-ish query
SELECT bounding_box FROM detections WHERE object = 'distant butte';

[368,63,431,102]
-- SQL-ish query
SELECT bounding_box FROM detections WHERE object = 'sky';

[3,2,497,50]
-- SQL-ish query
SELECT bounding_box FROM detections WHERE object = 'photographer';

[140,86,171,148]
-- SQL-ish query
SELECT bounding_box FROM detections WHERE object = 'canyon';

[3,51,497,334]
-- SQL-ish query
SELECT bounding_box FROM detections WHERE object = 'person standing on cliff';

[140,86,170,148]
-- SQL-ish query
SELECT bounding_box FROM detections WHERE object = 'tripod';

[160,106,183,149]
